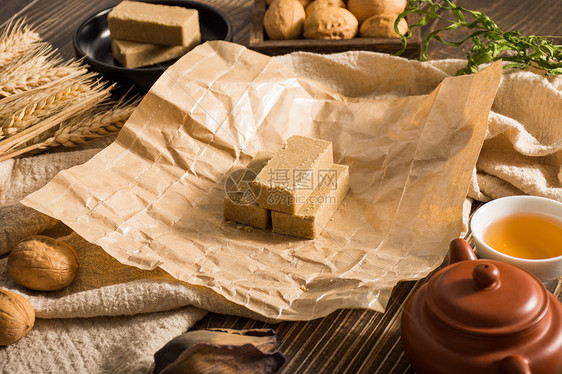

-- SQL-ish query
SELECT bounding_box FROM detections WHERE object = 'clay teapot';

[401,238,562,374]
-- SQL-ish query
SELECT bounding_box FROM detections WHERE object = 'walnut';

[304,7,359,40]
[264,0,306,40]
[7,235,79,291]
[360,14,409,37]
[347,0,407,23]
[0,289,35,346]
[304,0,346,17]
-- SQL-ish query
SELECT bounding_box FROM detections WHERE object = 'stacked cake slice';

[107,1,201,68]
[224,136,349,239]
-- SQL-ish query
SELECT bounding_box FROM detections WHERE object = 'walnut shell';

[304,0,346,17]
[348,0,407,23]
[264,0,306,40]
[304,7,359,40]
[360,14,409,37]
[0,289,35,346]
[267,0,312,8]
[8,235,79,291]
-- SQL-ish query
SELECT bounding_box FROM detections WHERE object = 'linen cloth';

[0,50,560,373]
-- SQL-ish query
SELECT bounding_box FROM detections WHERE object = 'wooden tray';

[249,0,422,58]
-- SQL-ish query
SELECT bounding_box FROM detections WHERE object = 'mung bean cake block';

[272,163,349,239]
[110,38,199,68]
[252,136,333,214]
[224,153,273,229]
[108,1,200,46]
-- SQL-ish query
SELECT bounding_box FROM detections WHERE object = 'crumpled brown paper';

[22,41,502,320]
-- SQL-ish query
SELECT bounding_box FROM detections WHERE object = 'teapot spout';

[449,238,477,264]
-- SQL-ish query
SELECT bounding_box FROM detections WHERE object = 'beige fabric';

[0,203,59,255]
[1,50,560,372]
[0,229,277,321]
[0,139,115,255]
[0,138,114,206]
[0,306,206,374]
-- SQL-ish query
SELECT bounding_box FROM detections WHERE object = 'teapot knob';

[498,355,531,374]
[472,263,501,290]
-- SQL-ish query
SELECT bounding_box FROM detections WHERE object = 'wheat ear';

[0,19,137,162]
[0,50,87,98]
[41,105,137,148]
[0,80,112,158]
[0,91,130,161]
[0,19,42,70]
[0,75,98,139]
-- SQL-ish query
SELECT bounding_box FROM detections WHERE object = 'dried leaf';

[160,343,285,374]
[153,329,283,374]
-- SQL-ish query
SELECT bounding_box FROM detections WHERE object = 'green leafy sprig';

[395,0,562,75]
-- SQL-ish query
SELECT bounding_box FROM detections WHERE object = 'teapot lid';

[425,259,549,336]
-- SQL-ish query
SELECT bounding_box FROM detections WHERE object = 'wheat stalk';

[0,19,139,162]
[0,50,87,98]
[0,80,96,139]
[0,19,43,70]
[0,66,88,109]
[0,50,50,96]
[0,98,136,161]
[0,80,113,157]
[42,105,136,148]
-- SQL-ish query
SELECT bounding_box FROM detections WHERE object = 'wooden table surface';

[2,1,561,373]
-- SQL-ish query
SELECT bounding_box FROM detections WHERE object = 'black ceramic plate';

[74,0,233,93]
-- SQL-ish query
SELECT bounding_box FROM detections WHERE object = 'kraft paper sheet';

[23,41,502,320]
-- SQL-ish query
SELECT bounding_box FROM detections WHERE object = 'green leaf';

[396,0,562,76]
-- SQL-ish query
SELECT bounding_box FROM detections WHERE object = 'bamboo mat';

[194,280,421,374]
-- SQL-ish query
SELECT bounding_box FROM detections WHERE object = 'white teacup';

[470,195,562,282]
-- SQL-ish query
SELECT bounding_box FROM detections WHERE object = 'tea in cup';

[470,195,562,281]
